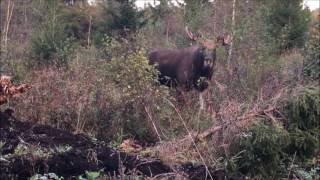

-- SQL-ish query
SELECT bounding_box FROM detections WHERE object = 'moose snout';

[204,59,213,67]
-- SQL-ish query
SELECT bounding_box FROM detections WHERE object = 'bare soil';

[0,110,229,179]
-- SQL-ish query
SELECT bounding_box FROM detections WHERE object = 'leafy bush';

[228,85,320,178]
[228,122,290,178]
[16,37,177,143]
[303,26,320,80]
[31,29,74,67]
[285,86,320,131]
[264,0,311,51]
[30,1,75,67]
[92,0,147,46]
[101,49,168,142]
[284,86,320,159]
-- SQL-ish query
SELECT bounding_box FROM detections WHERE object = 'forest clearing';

[0,0,319,179]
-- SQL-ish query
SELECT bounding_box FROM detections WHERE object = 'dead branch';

[0,75,31,105]
[197,105,276,141]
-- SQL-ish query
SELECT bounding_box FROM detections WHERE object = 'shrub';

[285,86,320,131]
[303,26,320,80]
[15,37,177,143]
[101,46,171,142]
[283,86,320,159]
[30,30,74,67]
[264,0,311,51]
[228,85,320,178]
[29,1,76,67]
[228,122,290,178]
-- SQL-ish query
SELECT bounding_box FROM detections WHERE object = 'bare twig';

[150,172,180,179]
[165,98,215,180]
[195,104,276,141]
[145,105,162,141]
[287,152,297,180]
[87,15,92,47]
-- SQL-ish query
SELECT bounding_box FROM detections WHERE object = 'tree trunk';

[227,0,237,72]
[212,0,216,35]
[3,0,15,52]
[87,15,92,47]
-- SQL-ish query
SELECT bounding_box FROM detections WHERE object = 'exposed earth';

[0,110,229,179]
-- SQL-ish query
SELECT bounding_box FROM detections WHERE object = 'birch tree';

[2,0,15,52]
[227,0,236,72]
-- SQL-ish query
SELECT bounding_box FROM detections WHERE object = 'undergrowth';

[227,85,320,179]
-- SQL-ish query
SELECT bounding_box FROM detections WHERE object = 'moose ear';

[223,35,232,46]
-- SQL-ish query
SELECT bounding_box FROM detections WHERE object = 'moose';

[149,27,231,92]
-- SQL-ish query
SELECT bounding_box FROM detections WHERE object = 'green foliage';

[184,0,211,30]
[17,35,178,142]
[101,36,127,58]
[100,37,172,142]
[229,122,290,178]
[228,86,320,178]
[283,86,320,159]
[148,0,171,24]
[264,0,311,51]
[294,167,320,180]
[92,0,147,46]
[59,5,91,44]
[285,129,318,159]
[285,86,320,131]
[303,27,320,80]
[109,129,126,148]
[78,170,101,180]
[30,0,75,67]
[108,0,146,32]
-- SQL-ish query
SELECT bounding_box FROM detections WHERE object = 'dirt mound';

[0,111,171,179]
[0,111,228,179]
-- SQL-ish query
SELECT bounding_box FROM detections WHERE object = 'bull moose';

[149,27,231,92]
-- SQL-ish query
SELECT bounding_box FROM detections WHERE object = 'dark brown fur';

[149,45,216,91]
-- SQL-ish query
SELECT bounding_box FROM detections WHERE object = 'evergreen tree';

[184,0,211,30]
[92,0,147,45]
[98,0,146,34]
[265,0,311,51]
[303,10,320,80]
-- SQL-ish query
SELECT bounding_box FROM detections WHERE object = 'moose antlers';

[217,35,232,46]
[185,26,232,48]
[185,26,203,41]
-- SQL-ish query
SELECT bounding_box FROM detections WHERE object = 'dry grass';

[147,84,287,170]
[11,66,109,135]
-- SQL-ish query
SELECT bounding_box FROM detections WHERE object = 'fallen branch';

[197,106,276,141]
[0,75,31,105]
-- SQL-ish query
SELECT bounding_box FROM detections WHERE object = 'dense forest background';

[0,0,319,179]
